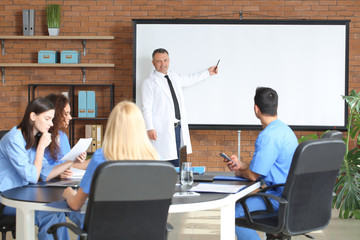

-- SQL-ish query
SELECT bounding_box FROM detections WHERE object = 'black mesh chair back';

[83,160,177,240]
[281,138,345,235]
[236,138,345,239]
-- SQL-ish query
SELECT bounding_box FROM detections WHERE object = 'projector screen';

[133,19,349,131]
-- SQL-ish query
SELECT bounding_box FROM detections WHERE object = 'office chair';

[321,130,343,140]
[0,129,16,240]
[0,130,9,140]
[0,204,16,240]
[235,138,346,240]
[47,160,177,240]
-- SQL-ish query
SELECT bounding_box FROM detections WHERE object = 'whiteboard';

[133,20,349,130]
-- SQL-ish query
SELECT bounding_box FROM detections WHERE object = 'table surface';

[0,171,260,240]
[1,171,256,207]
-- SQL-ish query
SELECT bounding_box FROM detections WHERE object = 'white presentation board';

[133,19,349,130]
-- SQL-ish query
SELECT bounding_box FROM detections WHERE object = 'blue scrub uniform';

[44,130,71,165]
[0,126,70,240]
[61,149,106,227]
[235,119,298,240]
[44,130,83,228]
[79,148,106,194]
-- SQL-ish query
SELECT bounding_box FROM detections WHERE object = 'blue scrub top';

[44,130,71,165]
[0,126,53,192]
[249,119,298,197]
[79,148,106,194]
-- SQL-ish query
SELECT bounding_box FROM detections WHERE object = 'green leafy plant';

[299,89,360,219]
[46,4,61,28]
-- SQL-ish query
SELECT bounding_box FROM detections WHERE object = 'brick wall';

[0,1,358,171]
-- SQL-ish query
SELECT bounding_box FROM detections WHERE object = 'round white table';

[1,179,260,240]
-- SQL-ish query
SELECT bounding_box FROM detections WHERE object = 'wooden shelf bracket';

[82,67,86,83]
[1,67,4,84]
[1,39,5,56]
[82,40,86,56]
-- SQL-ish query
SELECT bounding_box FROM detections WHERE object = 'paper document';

[60,138,92,161]
[189,183,246,194]
[70,167,86,179]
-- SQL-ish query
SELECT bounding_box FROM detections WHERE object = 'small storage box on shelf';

[60,50,81,64]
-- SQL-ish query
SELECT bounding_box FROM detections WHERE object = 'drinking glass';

[181,162,194,185]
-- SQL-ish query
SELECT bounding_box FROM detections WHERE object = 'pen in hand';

[214,59,220,71]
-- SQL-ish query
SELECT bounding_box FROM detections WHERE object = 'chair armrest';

[253,192,287,204]
[0,203,5,216]
[238,192,288,225]
[259,183,285,193]
[166,222,174,232]
[164,223,174,240]
[47,222,87,240]
[257,183,285,209]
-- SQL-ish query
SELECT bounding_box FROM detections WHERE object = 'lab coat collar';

[151,70,174,103]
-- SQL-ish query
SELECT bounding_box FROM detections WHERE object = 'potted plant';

[299,89,360,219]
[46,4,61,36]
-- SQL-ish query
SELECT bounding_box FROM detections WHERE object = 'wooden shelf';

[72,117,109,121]
[0,35,114,83]
[0,35,114,40]
[0,63,114,67]
[1,35,114,56]
[0,63,114,83]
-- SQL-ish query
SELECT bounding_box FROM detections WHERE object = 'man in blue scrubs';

[223,87,298,240]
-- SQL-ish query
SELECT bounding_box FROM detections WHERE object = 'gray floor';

[5,209,359,239]
[166,208,359,240]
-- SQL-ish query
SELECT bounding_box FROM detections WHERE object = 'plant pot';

[48,28,59,36]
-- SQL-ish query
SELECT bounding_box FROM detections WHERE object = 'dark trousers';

[168,124,181,167]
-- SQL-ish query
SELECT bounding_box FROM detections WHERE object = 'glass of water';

[181,162,194,186]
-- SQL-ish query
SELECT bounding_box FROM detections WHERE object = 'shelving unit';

[0,63,115,84]
[0,35,115,56]
[0,63,114,67]
[0,35,115,83]
[28,83,115,146]
[3,36,115,145]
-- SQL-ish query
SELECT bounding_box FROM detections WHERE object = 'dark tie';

[165,75,181,120]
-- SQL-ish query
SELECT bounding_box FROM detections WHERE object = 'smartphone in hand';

[219,153,237,167]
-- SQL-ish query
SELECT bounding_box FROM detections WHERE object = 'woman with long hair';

[44,93,88,177]
[63,101,158,211]
[44,93,88,227]
[0,97,85,240]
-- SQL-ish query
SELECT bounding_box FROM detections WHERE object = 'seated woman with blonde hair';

[63,101,158,211]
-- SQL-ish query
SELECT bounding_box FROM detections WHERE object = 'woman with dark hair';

[44,94,87,178]
[0,97,84,240]
[44,93,87,228]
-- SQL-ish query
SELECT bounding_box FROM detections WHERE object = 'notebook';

[45,179,80,187]
[193,174,215,182]
[33,179,81,188]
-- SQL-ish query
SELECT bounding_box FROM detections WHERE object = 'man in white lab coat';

[141,48,218,166]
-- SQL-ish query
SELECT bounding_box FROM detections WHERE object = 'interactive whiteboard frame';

[133,19,349,131]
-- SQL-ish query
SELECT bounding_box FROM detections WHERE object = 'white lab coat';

[141,69,210,160]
